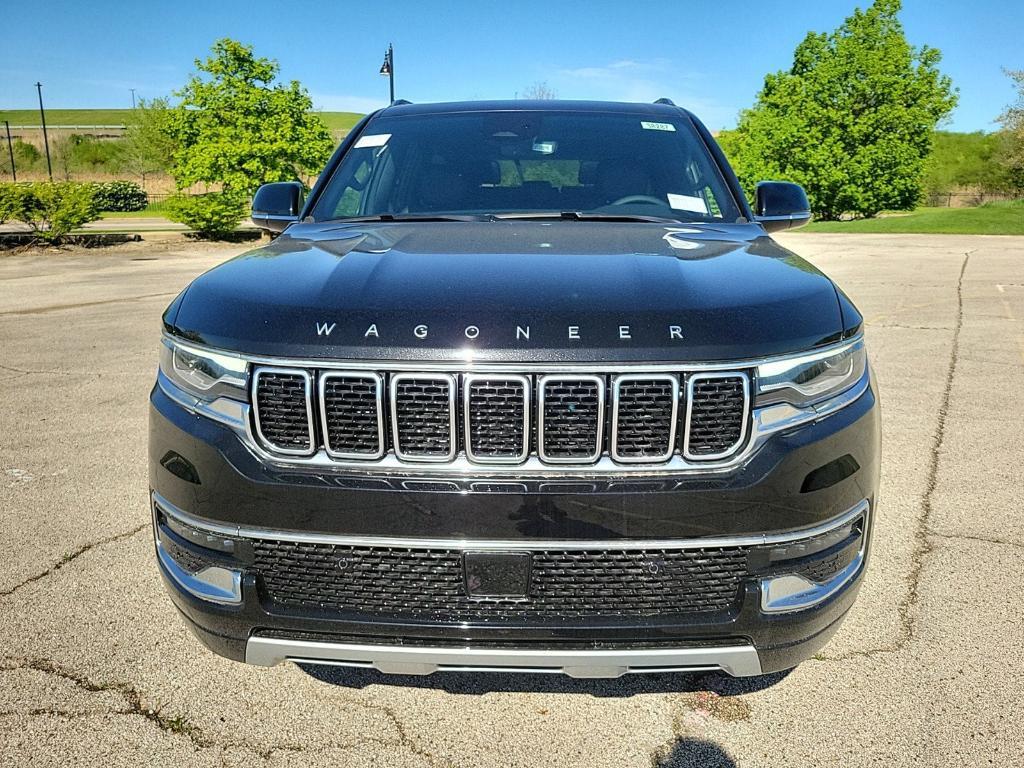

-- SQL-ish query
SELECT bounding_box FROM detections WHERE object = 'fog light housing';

[759,500,868,613]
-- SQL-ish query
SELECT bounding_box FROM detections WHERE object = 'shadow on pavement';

[655,738,738,767]
[298,664,790,697]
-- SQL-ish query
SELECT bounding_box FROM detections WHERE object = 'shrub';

[1,182,100,243]
[91,180,149,212]
[165,192,246,238]
[0,183,31,224]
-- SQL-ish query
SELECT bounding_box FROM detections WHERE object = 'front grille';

[539,376,604,462]
[252,540,748,620]
[612,375,679,461]
[253,370,312,454]
[391,375,456,460]
[320,373,384,458]
[250,367,752,468]
[465,376,529,462]
[684,374,749,459]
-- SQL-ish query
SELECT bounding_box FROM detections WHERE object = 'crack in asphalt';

[0,291,178,316]
[926,529,1024,551]
[0,524,148,599]
[826,250,972,662]
[0,656,454,767]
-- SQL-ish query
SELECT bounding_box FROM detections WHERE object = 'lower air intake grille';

[465,376,529,461]
[391,375,455,460]
[685,374,749,459]
[253,370,312,454]
[251,541,748,620]
[540,376,604,462]
[320,373,383,458]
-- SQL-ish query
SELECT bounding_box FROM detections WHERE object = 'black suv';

[150,100,878,678]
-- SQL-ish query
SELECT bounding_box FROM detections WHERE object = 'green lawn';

[1,108,363,132]
[803,201,1024,235]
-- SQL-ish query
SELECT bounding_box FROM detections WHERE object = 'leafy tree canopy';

[726,0,957,219]
[997,69,1024,194]
[165,39,334,195]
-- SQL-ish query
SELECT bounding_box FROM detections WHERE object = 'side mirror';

[754,181,811,233]
[251,182,305,233]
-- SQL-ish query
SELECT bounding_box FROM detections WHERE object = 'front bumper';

[149,372,879,678]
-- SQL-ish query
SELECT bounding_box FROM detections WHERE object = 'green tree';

[996,69,1024,194]
[925,131,1010,195]
[727,0,957,219]
[118,98,177,187]
[165,38,334,196]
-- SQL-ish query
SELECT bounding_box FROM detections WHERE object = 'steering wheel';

[611,194,666,207]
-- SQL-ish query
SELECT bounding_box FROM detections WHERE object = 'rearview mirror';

[754,182,811,233]
[251,182,305,233]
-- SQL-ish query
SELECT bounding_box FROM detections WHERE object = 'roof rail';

[390,99,413,106]
[654,98,676,106]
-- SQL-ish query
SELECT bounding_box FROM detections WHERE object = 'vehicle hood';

[167,220,844,362]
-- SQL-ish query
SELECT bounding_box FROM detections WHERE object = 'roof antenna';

[391,99,413,106]
[654,97,676,106]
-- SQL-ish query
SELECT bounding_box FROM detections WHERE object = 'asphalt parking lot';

[1,232,1022,767]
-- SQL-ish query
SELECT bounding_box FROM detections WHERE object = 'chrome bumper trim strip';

[155,538,242,605]
[243,638,764,678]
[152,491,868,553]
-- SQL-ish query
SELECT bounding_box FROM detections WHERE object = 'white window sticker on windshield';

[667,193,708,214]
[640,121,676,131]
[353,133,391,148]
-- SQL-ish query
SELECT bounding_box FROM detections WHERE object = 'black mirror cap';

[251,182,305,233]
[754,181,812,233]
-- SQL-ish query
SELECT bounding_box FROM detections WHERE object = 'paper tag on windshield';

[354,133,391,148]
[667,194,708,214]
[641,121,676,131]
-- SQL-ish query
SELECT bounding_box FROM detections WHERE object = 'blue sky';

[1,0,1020,132]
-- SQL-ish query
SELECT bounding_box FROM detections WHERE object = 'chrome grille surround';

[389,373,457,462]
[537,374,606,464]
[610,373,680,463]
[318,371,385,460]
[683,372,751,461]
[463,374,531,464]
[252,367,315,456]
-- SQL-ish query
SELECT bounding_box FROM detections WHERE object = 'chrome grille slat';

[319,371,385,459]
[390,373,457,462]
[252,368,315,455]
[250,367,752,468]
[611,374,679,462]
[683,372,750,460]
[538,375,605,464]
[464,375,530,463]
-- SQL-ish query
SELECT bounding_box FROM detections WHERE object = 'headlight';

[755,338,867,407]
[159,336,248,401]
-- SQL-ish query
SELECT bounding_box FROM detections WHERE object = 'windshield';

[310,110,743,224]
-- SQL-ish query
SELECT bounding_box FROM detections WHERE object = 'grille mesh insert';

[252,540,748,620]
[466,377,528,460]
[686,376,748,457]
[254,372,311,452]
[392,376,454,458]
[321,375,382,457]
[541,378,603,460]
[613,377,677,459]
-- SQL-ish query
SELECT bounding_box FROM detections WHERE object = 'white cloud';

[551,59,738,130]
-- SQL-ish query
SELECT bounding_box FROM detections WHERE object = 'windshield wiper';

[323,213,497,223]
[493,211,684,223]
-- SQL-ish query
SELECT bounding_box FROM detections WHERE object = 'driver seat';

[595,158,653,205]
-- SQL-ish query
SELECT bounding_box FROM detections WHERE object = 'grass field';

[803,201,1024,235]
[0,108,363,132]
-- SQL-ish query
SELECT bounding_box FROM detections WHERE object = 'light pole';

[35,82,53,181]
[4,121,15,182]
[130,88,137,109]
[379,44,394,104]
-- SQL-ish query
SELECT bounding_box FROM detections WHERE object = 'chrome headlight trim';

[159,336,248,402]
[755,337,867,408]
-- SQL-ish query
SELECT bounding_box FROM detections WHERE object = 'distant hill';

[0,108,364,132]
